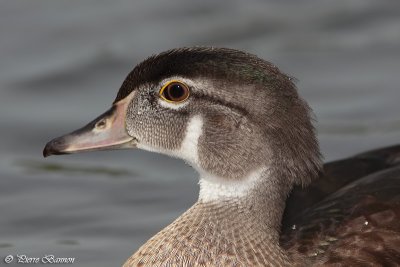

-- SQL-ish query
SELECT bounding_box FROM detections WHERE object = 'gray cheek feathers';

[198,114,266,180]
[125,92,189,151]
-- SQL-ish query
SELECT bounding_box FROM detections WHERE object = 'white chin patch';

[199,168,267,202]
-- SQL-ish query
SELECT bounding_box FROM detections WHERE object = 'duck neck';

[197,168,292,264]
[125,168,292,266]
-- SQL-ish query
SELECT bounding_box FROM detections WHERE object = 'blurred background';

[1,0,399,266]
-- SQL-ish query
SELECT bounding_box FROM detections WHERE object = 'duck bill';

[43,97,136,157]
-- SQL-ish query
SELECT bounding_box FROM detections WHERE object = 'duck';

[43,47,400,266]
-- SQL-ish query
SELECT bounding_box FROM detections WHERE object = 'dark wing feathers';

[281,145,400,266]
[284,144,400,227]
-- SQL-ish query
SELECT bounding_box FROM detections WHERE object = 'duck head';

[44,47,321,193]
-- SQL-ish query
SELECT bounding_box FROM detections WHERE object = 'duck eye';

[159,81,190,103]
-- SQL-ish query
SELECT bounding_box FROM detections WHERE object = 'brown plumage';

[43,47,400,266]
[121,146,400,267]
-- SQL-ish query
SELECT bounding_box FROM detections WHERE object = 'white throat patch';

[199,168,267,202]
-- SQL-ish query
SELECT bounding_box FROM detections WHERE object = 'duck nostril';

[95,119,107,129]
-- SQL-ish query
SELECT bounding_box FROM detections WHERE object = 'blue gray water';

[1,0,400,266]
